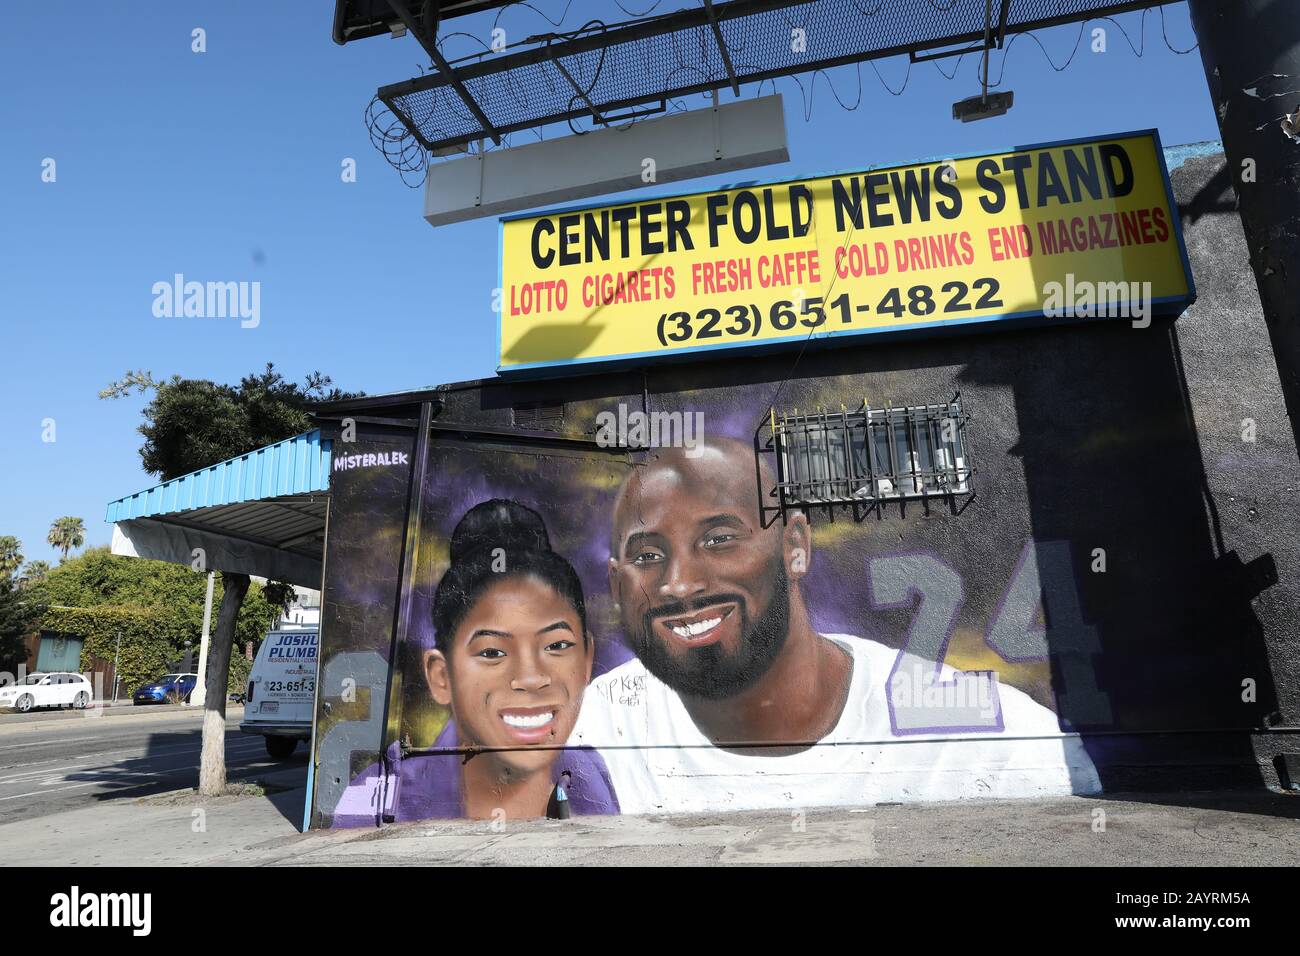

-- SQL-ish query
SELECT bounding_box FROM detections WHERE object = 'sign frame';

[496,127,1196,378]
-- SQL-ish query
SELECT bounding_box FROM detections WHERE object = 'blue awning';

[105,430,333,588]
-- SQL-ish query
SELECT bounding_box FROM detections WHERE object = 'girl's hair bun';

[448,498,552,566]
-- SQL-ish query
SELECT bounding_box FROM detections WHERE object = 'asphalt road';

[0,704,309,825]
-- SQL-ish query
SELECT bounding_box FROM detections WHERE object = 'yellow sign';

[498,130,1193,374]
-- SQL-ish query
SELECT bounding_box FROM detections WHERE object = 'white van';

[239,628,318,759]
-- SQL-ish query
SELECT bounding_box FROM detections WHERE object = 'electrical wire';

[492,0,577,31]
[614,0,667,17]
[931,7,1198,89]
[756,6,1199,434]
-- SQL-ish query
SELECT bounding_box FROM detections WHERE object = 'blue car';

[132,673,198,705]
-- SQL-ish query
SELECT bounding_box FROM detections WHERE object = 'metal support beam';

[1188,0,1300,463]
[996,0,1011,47]
[702,0,740,95]
[380,401,433,773]
[380,0,1170,153]
[909,0,1007,66]
[385,0,502,144]
[909,41,990,65]
[980,0,993,104]
[277,529,326,550]
[544,38,607,126]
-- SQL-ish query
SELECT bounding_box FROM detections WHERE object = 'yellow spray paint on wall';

[498,130,1193,373]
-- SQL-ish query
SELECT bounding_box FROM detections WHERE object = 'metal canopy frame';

[544,32,609,127]
[702,0,741,95]
[909,0,1010,63]
[374,0,1175,155]
[334,0,517,45]
[385,0,503,144]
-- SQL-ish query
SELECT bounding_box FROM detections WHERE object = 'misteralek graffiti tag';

[332,451,410,472]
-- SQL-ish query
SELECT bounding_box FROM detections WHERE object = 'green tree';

[260,581,296,628]
[47,517,85,563]
[100,365,355,480]
[0,575,37,673]
[34,547,275,655]
[0,537,23,580]
[101,364,358,795]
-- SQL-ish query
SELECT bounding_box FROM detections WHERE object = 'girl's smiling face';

[424,574,593,775]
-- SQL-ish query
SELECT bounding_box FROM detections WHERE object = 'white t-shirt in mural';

[568,634,1101,814]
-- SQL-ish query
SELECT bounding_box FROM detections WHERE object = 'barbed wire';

[492,0,577,30]
[365,2,1202,185]
[365,94,430,188]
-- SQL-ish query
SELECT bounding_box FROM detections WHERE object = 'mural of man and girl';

[333,437,1099,825]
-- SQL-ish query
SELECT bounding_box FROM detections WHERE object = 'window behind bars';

[769,395,972,509]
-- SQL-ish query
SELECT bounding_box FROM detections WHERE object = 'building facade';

[303,143,1300,828]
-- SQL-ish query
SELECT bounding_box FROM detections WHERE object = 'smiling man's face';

[609,441,800,699]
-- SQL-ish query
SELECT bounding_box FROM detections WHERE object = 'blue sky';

[0,1,1215,565]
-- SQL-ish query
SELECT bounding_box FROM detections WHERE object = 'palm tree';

[47,517,85,563]
[19,560,50,588]
[0,537,22,580]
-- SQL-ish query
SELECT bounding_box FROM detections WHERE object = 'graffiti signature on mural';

[591,671,646,708]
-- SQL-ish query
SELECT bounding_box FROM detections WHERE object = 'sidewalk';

[2,765,307,867]
[7,780,1299,866]
[0,702,242,728]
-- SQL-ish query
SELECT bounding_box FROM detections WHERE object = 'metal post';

[377,401,436,821]
[980,0,993,106]
[112,633,120,704]
[1188,0,1300,459]
[701,0,740,96]
[191,570,215,707]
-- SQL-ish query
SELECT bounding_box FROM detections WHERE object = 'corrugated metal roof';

[1164,140,1223,172]
[105,430,332,523]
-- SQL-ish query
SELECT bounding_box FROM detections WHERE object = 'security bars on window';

[760,394,973,517]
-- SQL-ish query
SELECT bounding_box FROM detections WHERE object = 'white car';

[0,673,94,712]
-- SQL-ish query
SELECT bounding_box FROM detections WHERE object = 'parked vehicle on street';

[240,628,317,759]
[0,673,94,712]
[132,673,198,705]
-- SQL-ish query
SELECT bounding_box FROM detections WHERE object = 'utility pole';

[111,632,120,704]
[190,570,215,707]
[1188,0,1300,457]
